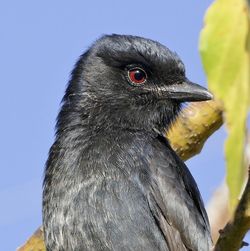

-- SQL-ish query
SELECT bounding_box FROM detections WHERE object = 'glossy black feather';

[43,34,212,251]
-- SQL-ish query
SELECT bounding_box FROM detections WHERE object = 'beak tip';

[162,80,214,102]
[204,91,213,100]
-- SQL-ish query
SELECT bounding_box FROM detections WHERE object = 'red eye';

[128,68,147,85]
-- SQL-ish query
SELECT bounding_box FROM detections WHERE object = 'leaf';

[200,0,250,210]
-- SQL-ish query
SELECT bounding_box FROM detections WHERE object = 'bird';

[42,34,213,251]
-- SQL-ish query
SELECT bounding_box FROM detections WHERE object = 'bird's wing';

[146,134,212,251]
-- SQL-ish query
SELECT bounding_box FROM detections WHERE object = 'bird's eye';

[127,68,147,85]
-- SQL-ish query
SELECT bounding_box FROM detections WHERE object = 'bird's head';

[59,34,212,133]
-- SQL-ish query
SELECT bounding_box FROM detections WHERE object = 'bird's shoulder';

[141,133,212,251]
[107,130,212,250]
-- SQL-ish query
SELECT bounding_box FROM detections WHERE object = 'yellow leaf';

[200,0,250,210]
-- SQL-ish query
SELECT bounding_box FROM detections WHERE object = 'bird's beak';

[166,80,213,102]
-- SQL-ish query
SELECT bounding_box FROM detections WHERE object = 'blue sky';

[0,1,234,250]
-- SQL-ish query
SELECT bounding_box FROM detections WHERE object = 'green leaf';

[199,0,250,210]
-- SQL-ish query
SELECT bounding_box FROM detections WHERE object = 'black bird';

[43,34,213,251]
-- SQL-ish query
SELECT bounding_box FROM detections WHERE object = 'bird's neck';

[57,101,180,138]
[44,99,179,193]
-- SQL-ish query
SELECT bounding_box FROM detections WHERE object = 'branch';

[167,100,223,160]
[214,166,250,251]
[17,227,45,251]
[206,182,230,242]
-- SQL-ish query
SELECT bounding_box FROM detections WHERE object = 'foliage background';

[1,1,248,250]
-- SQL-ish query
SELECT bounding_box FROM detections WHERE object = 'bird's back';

[43,130,211,251]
